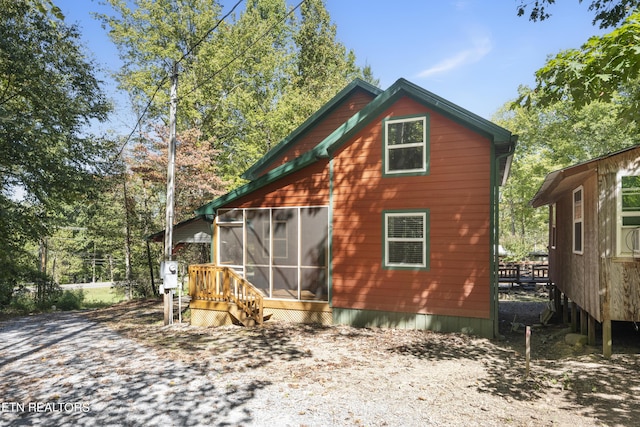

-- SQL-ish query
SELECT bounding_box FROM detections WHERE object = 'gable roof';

[146,215,212,244]
[242,78,383,180]
[530,144,640,208]
[195,78,517,216]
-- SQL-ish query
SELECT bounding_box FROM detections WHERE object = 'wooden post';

[188,265,194,298]
[603,288,612,358]
[563,294,569,324]
[525,326,531,378]
[580,308,588,335]
[571,302,578,332]
[603,318,612,358]
[163,63,178,326]
[223,268,230,300]
[588,314,596,346]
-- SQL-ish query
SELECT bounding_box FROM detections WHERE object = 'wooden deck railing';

[188,264,265,325]
[498,263,550,287]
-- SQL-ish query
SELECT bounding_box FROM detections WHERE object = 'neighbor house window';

[618,175,640,256]
[383,210,429,270]
[383,115,429,176]
[573,187,583,254]
[621,176,640,226]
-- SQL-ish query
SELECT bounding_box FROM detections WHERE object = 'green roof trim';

[315,78,515,157]
[194,148,325,215]
[194,78,517,216]
[242,78,383,180]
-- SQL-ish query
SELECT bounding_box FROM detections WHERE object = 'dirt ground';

[1,289,640,426]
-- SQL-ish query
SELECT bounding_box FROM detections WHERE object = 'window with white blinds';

[384,210,429,269]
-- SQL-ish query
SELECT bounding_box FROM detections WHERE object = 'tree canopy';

[0,0,113,283]
[517,0,640,28]
[99,0,377,188]
[516,10,640,123]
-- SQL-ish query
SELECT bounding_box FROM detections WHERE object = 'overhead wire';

[107,0,307,172]
[106,0,246,170]
[176,0,244,67]
[181,0,306,98]
[110,75,169,164]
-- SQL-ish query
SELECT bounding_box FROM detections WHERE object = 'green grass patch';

[80,286,127,308]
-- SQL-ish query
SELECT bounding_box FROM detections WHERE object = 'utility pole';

[163,62,179,325]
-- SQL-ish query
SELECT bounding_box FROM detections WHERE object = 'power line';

[182,0,306,98]
[176,0,244,67]
[109,75,169,167]
[106,0,246,169]
[105,0,306,173]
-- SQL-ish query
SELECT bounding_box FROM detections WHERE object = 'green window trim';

[382,114,430,177]
[382,209,430,270]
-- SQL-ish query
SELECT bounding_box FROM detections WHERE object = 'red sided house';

[188,78,517,338]
[530,145,640,356]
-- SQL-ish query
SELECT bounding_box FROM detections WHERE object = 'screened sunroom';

[215,206,329,302]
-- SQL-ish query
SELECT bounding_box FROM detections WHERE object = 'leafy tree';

[129,127,225,222]
[517,0,640,28]
[496,88,637,258]
[272,0,378,148]
[516,6,640,123]
[0,0,112,283]
[99,0,224,125]
[99,0,377,187]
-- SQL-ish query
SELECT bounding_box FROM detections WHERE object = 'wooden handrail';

[188,264,265,325]
[225,267,264,325]
[188,264,225,301]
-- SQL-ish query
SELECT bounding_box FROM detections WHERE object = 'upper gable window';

[383,115,429,176]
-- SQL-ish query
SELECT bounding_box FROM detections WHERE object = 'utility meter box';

[161,261,178,289]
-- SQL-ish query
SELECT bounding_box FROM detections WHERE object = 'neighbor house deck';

[498,263,550,288]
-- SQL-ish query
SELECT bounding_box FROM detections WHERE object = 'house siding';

[259,90,376,177]
[331,96,493,320]
[599,155,640,322]
[551,173,599,319]
[225,161,330,209]
[548,154,640,324]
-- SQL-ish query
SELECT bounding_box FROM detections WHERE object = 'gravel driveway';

[1,298,639,426]
[0,312,243,426]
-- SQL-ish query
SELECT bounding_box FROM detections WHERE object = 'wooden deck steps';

[228,303,272,327]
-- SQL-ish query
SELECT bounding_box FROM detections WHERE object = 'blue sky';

[56,0,607,133]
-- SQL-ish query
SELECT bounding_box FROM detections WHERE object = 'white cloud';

[417,35,492,78]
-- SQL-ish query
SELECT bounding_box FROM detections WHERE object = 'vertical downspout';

[492,138,516,338]
[328,158,334,308]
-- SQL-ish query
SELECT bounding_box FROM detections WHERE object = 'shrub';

[10,285,35,313]
[34,281,62,310]
[0,281,14,308]
[56,289,85,311]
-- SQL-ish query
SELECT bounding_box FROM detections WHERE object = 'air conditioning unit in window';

[633,228,640,259]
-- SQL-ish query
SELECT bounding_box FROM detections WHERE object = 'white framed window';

[383,210,429,270]
[383,115,429,176]
[573,187,583,254]
[621,175,640,226]
[617,173,640,256]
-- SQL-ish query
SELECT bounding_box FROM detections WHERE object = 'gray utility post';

[163,62,179,326]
